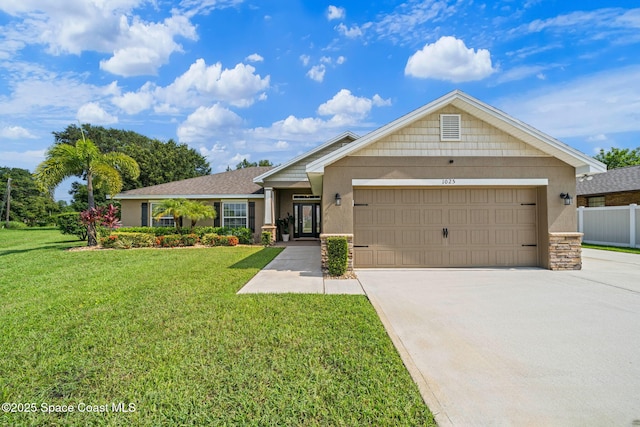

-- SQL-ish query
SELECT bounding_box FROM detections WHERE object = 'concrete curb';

[362,280,453,427]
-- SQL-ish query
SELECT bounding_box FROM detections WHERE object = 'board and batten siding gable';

[266,139,354,182]
[351,106,550,158]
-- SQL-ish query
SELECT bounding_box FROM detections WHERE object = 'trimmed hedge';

[326,236,348,277]
[201,233,239,247]
[100,232,155,249]
[117,226,254,243]
[156,234,199,248]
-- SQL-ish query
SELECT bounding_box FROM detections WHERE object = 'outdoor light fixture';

[560,192,573,206]
[335,193,342,206]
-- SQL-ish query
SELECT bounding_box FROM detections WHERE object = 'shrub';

[100,232,155,249]
[326,236,348,277]
[54,212,87,240]
[3,220,28,229]
[156,234,183,248]
[181,233,199,246]
[201,233,238,247]
[192,226,219,238]
[118,226,176,237]
[231,227,253,244]
[261,231,272,247]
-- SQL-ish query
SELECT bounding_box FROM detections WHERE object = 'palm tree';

[34,137,139,246]
[152,199,217,232]
[184,200,217,230]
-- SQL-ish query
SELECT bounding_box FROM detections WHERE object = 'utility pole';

[4,177,10,228]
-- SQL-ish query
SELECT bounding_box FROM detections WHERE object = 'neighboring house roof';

[577,165,640,196]
[253,131,359,184]
[306,90,606,194]
[114,167,272,200]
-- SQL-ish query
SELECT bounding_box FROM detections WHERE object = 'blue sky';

[1,0,639,201]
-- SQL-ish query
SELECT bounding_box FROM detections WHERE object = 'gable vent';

[440,114,461,141]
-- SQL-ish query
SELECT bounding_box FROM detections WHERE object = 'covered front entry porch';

[262,187,321,241]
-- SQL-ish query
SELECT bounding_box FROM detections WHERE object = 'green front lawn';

[0,228,434,426]
[583,243,640,255]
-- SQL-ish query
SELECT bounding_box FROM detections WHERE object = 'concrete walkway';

[237,245,364,295]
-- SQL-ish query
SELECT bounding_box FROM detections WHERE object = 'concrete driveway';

[358,249,640,426]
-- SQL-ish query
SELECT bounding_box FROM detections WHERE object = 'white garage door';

[353,187,538,268]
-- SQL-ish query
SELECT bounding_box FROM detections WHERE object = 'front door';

[294,203,320,238]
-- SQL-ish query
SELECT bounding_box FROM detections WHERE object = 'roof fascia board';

[114,194,265,200]
[253,131,359,184]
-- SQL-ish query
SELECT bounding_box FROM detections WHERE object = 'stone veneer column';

[320,234,354,275]
[548,232,583,270]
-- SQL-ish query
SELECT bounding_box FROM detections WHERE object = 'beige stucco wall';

[119,199,143,227]
[322,156,577,264]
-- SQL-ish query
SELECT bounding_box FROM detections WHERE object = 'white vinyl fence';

[577,204,639,248]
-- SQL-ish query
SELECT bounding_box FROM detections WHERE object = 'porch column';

[261,187,277,242]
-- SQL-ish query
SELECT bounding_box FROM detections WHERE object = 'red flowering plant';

[80,204,122,245]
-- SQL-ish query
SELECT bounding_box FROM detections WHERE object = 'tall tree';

[594,147,640,169]
[0,167,60,226]
[235,158,273,169]
[53,124,211,207]
[34,138,139,246]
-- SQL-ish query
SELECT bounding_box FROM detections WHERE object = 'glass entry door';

[294,203,320,238]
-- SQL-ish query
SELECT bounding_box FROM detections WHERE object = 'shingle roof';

[576,165,640,196]
[116,166,272,198]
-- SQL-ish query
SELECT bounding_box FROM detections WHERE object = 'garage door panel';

[353,188,538,268]
[424,209,443,224]
[470,209,489,224]
[402,209,421,225]
[448,209,467,224]
[402,251,424,266]
[401,189,422,204]
[377,229,396,246]
[355,250,374,267]
[377,251,396,266]
[377,209,396,225]
[402,230,422,246]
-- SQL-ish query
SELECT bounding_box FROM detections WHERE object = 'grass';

[0,228,434,426]
[583,243,640,255]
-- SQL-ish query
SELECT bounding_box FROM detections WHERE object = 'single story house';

[577,165,640,207]
[115,90,606,270]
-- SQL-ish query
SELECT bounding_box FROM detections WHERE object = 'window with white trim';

[223,201,248,228]
[440,114,461,141]
[587,196,605,207]
[150,202,175,227]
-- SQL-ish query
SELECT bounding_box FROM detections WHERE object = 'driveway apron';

[358,249,640,426]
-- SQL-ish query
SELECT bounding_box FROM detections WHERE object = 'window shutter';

[440,114,461,141]
[248,201,255,232]
[141,202,148,226]
[213,202,221,227]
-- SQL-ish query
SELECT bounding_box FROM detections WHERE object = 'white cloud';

[495,66,640,138]
[245,53,264,62]
[0,126,37,139]
[99,15,197,77]
[405,36,495,82]
[495,65,549,84]
[299,54,311,67]
[275,140,289,149]
[372,94,392,107]
[587,134,609,142]
[177,104,243,143]
[112,59,270,113]
[318,89,373,118]
[1,2,197,76]
[307,64,326,82]
[77,102,118,125]
[327,5,345,21]
[335,23,363,38]
[336,55,346,65]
